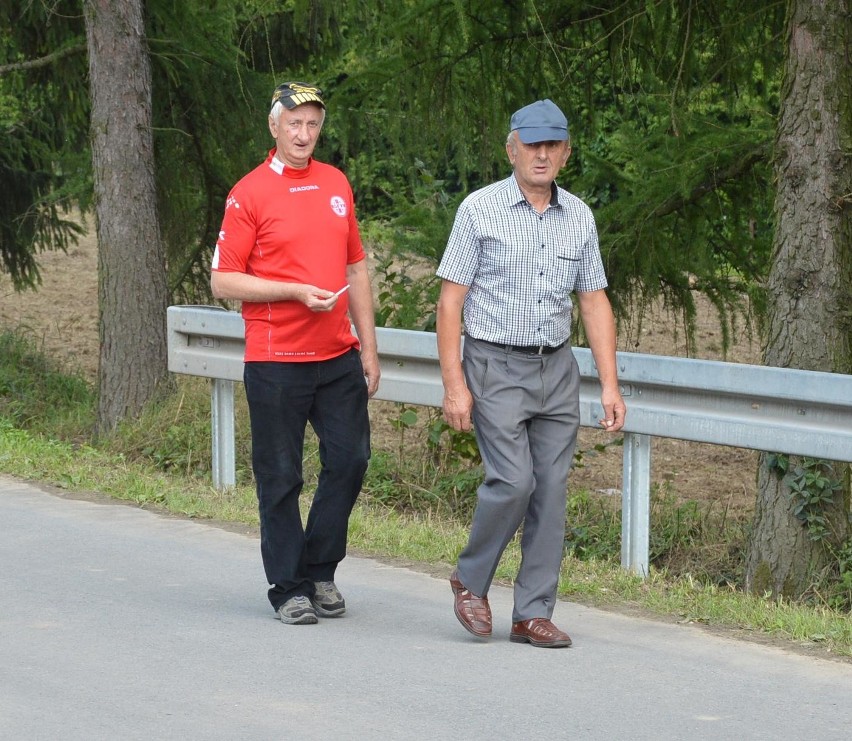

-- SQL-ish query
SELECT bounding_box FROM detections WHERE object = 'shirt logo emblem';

[330,196,347,217]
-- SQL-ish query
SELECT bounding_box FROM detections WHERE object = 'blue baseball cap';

[510,99,569,144]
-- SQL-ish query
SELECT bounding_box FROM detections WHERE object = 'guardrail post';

[211,379,236,489]
[167,306,852,577]
[621,432,651,576]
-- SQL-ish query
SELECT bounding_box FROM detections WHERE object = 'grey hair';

[270,100,327,125]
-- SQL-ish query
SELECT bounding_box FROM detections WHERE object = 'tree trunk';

[84,0,170,436]
[745,0,852,598]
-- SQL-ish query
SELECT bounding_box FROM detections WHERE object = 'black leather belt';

[475,338,567,355]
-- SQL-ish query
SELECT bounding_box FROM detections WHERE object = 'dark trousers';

[243,349,370,610]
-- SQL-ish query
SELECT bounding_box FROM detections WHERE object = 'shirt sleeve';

[573,201,608,292]
[436,198,481,286]
[345,181,366,265]
[211,185,257,273]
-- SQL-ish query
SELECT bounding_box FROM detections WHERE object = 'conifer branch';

[0,44,86,76]
[652,144,770,219]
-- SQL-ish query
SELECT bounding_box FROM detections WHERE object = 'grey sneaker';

[276,595,318,625]
[311,581,346,617]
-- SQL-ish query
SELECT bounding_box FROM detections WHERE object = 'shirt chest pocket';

[553,248,582,292]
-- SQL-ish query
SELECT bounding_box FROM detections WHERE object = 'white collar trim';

[269,155,286,175]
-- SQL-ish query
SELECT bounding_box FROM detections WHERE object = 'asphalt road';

[2,475,851,741]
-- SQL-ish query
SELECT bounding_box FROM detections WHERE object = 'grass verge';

[0,327,850,660]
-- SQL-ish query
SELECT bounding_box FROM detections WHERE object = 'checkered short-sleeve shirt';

[436,174,608,347]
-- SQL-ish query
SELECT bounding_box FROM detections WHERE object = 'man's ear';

[505,133,517,165]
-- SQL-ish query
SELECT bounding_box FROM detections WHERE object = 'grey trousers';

[458,338,580,622]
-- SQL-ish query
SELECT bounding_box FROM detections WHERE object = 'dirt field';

[0,217,762,516]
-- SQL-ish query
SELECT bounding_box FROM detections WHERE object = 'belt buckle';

[536,345,546,355]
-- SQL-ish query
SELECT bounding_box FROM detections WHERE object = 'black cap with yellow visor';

[271,82,325,110]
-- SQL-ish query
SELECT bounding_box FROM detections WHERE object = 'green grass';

[1,327,850,660]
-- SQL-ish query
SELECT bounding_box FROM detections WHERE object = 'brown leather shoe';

[510,618,572,648]
[449,570,492,638]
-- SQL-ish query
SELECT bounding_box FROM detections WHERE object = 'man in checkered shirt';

[437,99,626,649]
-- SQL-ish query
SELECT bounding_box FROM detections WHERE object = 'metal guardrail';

[167,305,852,576]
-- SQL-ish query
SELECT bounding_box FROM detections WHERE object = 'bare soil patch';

[0,221,761,517]
[0,216,100,380]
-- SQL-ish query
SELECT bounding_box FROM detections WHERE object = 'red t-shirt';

[212,151,365,362]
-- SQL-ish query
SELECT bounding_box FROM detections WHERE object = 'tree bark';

[84,0,170,436]
[745,0,852,598]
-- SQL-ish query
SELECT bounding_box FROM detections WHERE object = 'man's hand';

[598,386,626,432]
[443,384,474,431]
[360,349,381,398]
[301,285,342,312]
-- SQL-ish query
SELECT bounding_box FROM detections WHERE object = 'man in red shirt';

[211,82,380,625]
